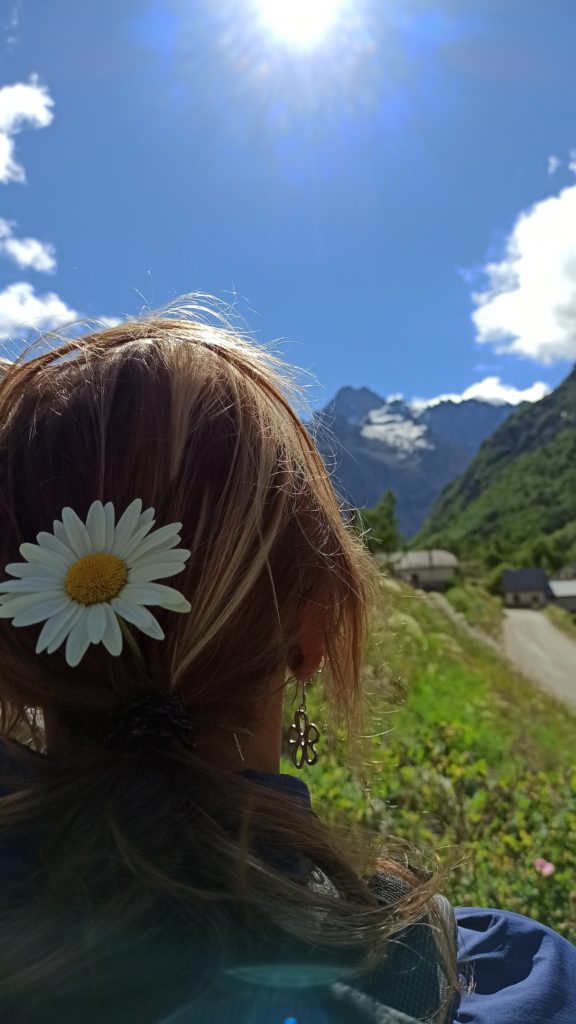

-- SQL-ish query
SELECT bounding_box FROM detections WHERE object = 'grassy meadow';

[545,602,576,643]
[444,579,504,640]
[282,574,576,941]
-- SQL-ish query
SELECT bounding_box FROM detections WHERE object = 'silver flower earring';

[289,680,320,769]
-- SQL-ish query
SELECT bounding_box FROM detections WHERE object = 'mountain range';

[313,387,513,537]
[417,366,576,567]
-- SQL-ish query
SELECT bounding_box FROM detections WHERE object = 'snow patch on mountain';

[360,407,433,452]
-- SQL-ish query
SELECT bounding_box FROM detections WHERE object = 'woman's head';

[0,303,452,1022]
[0,305,372,753]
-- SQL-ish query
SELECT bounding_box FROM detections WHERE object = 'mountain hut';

[384,550,459,591]
[501,568,552,609]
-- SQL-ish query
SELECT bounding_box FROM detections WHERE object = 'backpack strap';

[363,870,457,1023]
[306,866,455,1023]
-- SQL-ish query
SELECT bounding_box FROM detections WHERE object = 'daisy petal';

[0,578,66,594]
[133,548,191,567]
[46,605,84,655]
[126,524,182,562]
[13,596,71,628]
[104,502,116,550]
[137,507,155,530]
[128,563,187,583]
[65,615,92,667]
[117,517,157,561]
[53,520,68,545]
[36,603,81,654]
[111,599,165,640]
[102,604,122,656]
[133,608,164,641]
[86,501,106,552]
[62,508,92,558]
[0,592,64,618]
[19,543,70,571]
[110,499,143,557]
[87,603,107,644]
[110,597,154,628]
[121,583,191,611]
[35,532,76,564]
[4,562,62,580]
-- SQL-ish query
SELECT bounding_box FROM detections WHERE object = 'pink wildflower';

[534,858,556,877]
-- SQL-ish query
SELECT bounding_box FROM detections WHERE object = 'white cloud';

[411,376,550,410]
[0,75,54,184]
[2,235,56,272]
[0,217,56,272]
[0,282,77,340]
[95,316,121,329]
[0,79,89,346]
[472,182,576,363]
[547,155,561,175]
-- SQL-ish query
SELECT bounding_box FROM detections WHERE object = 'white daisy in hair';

[0,499,191,667]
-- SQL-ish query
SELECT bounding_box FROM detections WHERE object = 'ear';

[291,601,325,681]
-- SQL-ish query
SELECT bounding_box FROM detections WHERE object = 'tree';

[361,489,402,554]
[486,562,514,596]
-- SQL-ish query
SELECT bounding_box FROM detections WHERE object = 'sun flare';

[255,0,345,49]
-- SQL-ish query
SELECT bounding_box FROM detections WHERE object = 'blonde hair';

[0,302,452,1021]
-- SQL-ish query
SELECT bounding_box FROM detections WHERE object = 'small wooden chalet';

[501,568,553,609]
[383,550,459,591]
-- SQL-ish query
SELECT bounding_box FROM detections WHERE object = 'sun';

[255,0,345,49]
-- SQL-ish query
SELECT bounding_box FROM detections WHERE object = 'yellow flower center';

[64,553,128,605]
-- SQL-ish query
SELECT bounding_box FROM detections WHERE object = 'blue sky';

[1,0,575,408]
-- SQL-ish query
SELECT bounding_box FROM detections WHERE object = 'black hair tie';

[104,694,196,753]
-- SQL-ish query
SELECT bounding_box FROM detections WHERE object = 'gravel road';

[430,594,576,708]
[502,608,576,708]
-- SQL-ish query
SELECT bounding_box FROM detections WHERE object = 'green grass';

[444,581,504,640]
[283,575,576,940]
[545,602,576,642]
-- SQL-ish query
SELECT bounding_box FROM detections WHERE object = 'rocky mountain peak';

[314,384,516,537]
[330,386,387,425]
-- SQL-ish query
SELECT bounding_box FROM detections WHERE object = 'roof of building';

[549,580,576,598]
[502,568,552,593]
[387,549,459,570]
